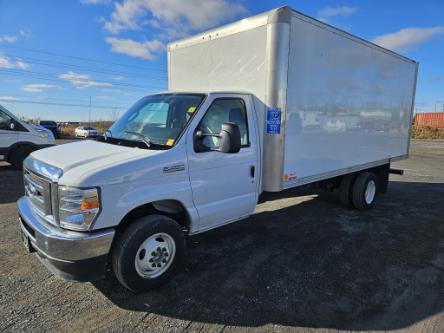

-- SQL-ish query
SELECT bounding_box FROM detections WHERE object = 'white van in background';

[0,105,55,169]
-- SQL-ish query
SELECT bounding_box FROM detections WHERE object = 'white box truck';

[17,7,418,292]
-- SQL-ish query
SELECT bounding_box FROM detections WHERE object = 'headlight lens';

[36,129,52,139]
[58,186,100,231]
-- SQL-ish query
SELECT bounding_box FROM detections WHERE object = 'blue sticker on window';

[266,107,281,134]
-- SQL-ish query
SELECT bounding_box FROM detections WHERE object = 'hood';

[32,124,53,133]
[31,140,159,174]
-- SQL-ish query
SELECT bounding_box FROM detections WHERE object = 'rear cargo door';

[186,94,259,232]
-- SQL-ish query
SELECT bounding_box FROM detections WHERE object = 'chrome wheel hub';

[365,180,376,204]
[135,233,176,279]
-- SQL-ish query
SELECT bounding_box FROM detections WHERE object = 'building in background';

[415,112,444,128]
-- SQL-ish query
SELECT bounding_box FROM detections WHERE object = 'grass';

[411,125,444,140]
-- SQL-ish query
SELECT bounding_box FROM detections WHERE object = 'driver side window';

[0,111,13,131]
[198,98,249,149]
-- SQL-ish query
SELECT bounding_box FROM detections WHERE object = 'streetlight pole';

[89,96,91,128]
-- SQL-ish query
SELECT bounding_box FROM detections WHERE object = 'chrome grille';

[24,168,52,217]
[22,157,63,226]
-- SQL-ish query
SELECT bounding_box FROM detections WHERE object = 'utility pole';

[89,96,91,128]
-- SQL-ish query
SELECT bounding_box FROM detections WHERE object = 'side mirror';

[9,121,15,130]
[194,122,241,153]
[219,122,241,153]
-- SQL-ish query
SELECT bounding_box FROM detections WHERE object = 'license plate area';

[21,229,32,253]
[20,219,36,254]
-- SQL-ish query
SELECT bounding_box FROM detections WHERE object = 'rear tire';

[9,146,34,169]
[111,215,185,292]
[339,174,355,207]
[352,172,378,210]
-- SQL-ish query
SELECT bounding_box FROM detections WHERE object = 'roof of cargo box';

[153,90,253,96]
[167,6,416,65]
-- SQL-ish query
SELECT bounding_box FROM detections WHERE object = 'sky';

[0,0,443,122]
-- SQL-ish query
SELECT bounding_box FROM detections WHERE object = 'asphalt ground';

[0,140,443,332]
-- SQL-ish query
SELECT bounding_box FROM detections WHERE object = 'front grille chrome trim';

[23,157,63,227]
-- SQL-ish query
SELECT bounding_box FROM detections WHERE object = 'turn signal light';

[81,200,99,210]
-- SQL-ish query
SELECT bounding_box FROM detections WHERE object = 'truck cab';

[0,105,55,168]
[18,92,261,291]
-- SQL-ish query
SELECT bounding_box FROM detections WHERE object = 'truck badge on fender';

[163,164,185,174]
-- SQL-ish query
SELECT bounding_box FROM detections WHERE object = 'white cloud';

[102,0,246,61]
[317,6,356,20]
[0,54,29,69]
[106,37,163,60]
[104,0,247,34]
[22,84,56,92]
[372,27,444,51]
[59,71,113,88]
[0,35,17,43]
[114,75,124,80]
[0,96,18,101]
[0,30,31,43]
[19,30,32,39]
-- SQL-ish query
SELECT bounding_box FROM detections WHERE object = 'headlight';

[58,186,100,231]
[36,129,53,139]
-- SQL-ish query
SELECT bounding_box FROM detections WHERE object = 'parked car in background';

[38,120,61,138]
[75,126,99,138]
[0,105,55,168]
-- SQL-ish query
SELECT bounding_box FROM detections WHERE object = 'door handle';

[250,165,255,178]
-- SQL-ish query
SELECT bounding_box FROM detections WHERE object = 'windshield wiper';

[124,130,152,148]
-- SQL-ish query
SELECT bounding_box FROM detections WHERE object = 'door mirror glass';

[219,122,241,153]
[10,121,15,130]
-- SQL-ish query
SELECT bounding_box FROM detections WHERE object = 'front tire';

[111,215,185,292]
[352,172,378,210]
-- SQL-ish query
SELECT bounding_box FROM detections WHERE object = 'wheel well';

[116,200,191,235]
[320,163,390,193]
[6,143,35,161]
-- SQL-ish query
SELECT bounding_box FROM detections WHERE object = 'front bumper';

[17,196,115,281]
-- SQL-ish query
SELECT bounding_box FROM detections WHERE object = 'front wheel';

[111,215,185,292]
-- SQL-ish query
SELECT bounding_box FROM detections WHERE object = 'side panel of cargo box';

[281,12,418,189]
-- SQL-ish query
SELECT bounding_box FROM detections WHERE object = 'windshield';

[108,93,205,147]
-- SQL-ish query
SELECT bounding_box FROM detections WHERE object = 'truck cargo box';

[168,6,418,192]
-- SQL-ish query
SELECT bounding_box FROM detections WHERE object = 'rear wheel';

[352,172,378,210]
[9,146,33,169]
[338,174,355,207]
[111,215,185,292]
